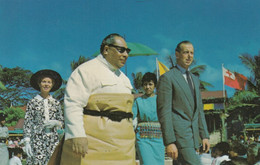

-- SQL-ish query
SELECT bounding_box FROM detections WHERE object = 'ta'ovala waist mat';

[60,93,136,165]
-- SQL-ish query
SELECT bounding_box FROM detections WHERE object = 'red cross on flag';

[222,66,247,90]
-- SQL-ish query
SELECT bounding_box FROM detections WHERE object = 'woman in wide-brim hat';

[0,113,9,165]
[23,69,64,165]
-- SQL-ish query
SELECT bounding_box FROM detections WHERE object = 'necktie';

[186,71,194,97]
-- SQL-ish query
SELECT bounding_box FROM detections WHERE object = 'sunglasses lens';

[126,48,131,54]
[109,44,131,54]
[118,48,125,53]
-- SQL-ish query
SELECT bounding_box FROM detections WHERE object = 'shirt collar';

[35,94,53,101]
[176,64,189,74]
[97,54,121,76]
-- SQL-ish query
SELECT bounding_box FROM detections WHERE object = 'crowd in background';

[199,138,260,165]
[3,135,260,165]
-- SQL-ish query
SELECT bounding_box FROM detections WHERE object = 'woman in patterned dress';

[0,113,9,165]
[23,69,64,165]
[133,72,165,165]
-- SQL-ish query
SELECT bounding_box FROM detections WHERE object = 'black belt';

[83,109,133,122]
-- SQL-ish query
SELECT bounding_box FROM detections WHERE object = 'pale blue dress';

[133,95,165,165]
[0,126,9,165]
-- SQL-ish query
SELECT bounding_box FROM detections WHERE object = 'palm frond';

[70,56,91,71]
[239,54,256,74]
[190,65,206,77]
[199,80,214,91]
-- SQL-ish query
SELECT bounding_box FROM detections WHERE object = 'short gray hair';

[100,33,124,54]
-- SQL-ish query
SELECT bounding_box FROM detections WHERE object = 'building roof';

[8,119,24,131]
[18,105,26,112]
[14,118,24,129]
[8,126,15,131]
[201,90,227,100]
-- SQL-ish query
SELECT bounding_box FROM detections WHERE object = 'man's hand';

[166,143,178,160]
[202,138,210,153]
[72,137,88,157]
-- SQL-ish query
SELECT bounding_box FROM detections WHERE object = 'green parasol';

[91,42,158,57]
[91,42,158,76]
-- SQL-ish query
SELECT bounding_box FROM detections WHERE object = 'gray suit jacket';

[157,67,209,149]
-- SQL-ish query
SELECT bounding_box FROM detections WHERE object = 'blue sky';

[1,0,259,97]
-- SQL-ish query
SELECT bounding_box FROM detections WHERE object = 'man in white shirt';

[60,33,135,165]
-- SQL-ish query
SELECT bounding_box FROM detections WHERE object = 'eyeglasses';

[108,44,131,54]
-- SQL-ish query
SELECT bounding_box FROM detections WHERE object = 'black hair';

[37,75,55,85]
[220,160,235,165]
[215,142,230,156]
[142,72,157,86]
[175,40,193,52]
[13,147,23,156]
[100,33,124,54]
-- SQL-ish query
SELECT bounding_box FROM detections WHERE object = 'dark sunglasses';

[108,44,131,54]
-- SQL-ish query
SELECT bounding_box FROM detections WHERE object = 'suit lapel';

[191,73,199,113]
[172,68,195,109]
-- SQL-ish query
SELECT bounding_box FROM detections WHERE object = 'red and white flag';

[222,66,247,90]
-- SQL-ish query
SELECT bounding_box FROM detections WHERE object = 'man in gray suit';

[157,41,210,165]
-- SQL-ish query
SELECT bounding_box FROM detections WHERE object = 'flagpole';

[222,64,225,99]
[156,58,159,80]
[222,63,227,141]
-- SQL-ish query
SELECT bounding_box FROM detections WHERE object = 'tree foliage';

[239,51,260,95]
[70,55,91,72]
[131,72,144,93]
[0,65,6,90]
[1,107,25,127]
[227,51,260,125]
[230,90,258,105]
[0,67,37,108]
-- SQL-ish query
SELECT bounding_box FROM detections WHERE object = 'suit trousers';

[172,148,201,165]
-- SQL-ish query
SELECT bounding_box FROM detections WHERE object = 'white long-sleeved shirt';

[212,155,230,165]
[9,156,22,165]
[64,54,133,140]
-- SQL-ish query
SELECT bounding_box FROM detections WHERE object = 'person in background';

[220,159,249,165]
[9,147,23,165]
[0,113,9,165]
[60,33,135,165]
[220,141,248,165]
[211,142,230,165]
[231,133,237,141]
[132,72,164,165]
[23,69,64,165]
[247,143,260,165]
[199,145,213,165]
[8,138,14,147]
[229,141,247,160]
[157,40,210,165]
